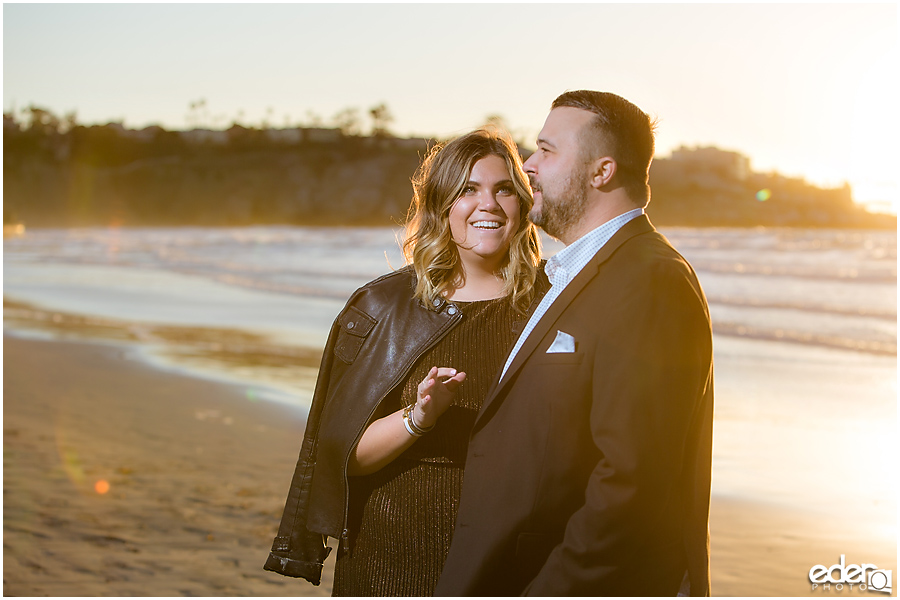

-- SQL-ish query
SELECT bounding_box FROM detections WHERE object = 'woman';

[264,128,546,595]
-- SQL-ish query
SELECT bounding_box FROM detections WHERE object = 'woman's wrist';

[413,403,436,429]
[402,403,434,437]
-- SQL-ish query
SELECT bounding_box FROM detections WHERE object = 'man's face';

[522,107,596,243]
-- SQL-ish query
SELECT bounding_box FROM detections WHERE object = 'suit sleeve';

[524,257,713,596]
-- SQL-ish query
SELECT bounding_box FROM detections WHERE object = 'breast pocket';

[334,306,377,364]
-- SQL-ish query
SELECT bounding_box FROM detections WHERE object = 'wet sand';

[710,497,896,596]
[3,334,896,596]
[2,297,323,406]
[3,334,334,596]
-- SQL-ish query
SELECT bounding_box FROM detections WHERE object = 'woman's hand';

[414,366,467,429]
[348,365,467,476]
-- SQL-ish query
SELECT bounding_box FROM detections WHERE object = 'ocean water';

[4,225,896,352]
[3,225,897,541]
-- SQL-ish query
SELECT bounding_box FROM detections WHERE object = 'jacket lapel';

[476,215,655,425]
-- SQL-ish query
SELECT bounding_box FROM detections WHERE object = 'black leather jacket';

[264,266,476,584]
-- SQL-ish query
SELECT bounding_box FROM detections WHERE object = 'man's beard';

[529,174,590,242]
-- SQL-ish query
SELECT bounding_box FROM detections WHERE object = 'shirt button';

[433,298,442,307]
[447,305,458,315]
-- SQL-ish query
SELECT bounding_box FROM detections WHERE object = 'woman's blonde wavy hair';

[403,127,541,314]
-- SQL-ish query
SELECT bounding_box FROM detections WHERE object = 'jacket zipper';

[339,308,463,551]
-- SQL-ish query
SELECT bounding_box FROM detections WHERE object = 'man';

[435,91,714,596]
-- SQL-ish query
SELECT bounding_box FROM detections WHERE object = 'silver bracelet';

[402,403,433,436]
[402,411,420,437]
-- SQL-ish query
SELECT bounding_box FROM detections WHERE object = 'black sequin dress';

[333,297,518,596]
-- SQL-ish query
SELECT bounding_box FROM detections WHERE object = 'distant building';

[303,127,342,143]
[394,137,430,152]
[670,145,751,181]
[103,122,128,136]
[265,127,304,144]
[179,128,228,145]
[131,125,165,143]
[3,113,20,133]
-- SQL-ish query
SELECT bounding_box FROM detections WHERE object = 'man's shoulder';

[619,228,693,270]
[596,229,704,299]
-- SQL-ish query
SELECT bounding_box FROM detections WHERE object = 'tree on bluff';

[332,107,362,136]
[369,103,394,137]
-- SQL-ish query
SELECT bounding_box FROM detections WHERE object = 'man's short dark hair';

[552,90,657,207]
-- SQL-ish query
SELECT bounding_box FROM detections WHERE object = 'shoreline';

[4,334,896,596]
[4,292,894,409]
[3,296,323,411]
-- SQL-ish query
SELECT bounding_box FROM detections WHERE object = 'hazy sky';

[3,3,898,212]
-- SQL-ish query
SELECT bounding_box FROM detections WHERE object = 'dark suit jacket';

[435,215,714,596]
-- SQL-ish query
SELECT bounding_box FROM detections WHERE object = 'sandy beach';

[3,334,334,596]
[5,333,895,596]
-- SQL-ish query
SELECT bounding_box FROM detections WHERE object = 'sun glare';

[854,182,898,215]
[849,43,899,215]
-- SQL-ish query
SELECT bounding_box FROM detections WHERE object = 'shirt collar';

[545,207,644,287]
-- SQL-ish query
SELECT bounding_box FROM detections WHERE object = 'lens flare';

[95,480,110,494]
[62,449,86,485]
[756,188,772,202]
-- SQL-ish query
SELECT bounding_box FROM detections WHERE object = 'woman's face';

[448,154,521,272]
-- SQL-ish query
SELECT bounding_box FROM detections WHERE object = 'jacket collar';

[475,214,656,426]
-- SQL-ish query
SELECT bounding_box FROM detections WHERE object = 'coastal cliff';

[4,113,893,229]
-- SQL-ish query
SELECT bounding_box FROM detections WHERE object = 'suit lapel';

[476,215,655,425]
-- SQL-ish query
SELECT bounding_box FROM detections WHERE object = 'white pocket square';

[546,330,576,353]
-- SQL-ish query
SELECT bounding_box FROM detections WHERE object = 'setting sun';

[849,46,899,215]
